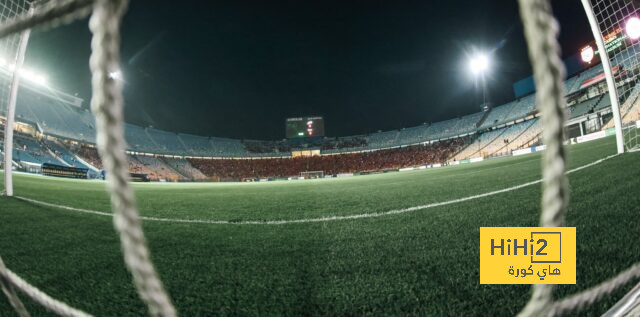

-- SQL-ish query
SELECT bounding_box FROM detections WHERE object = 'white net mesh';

[0,1,28,60]
[0,0,637,316]
[589,0,640,151]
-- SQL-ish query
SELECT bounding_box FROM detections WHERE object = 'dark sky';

[24,0,591,140]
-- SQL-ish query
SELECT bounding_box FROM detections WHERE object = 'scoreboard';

[286,116,325,138]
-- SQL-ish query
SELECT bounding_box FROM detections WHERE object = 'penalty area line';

[13,154,618,225]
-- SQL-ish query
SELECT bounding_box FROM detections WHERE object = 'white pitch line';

[13,154,619,225]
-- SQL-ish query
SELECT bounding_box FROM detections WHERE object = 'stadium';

[0,0,639,316]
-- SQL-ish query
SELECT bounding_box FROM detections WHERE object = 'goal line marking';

[14,154,619,225]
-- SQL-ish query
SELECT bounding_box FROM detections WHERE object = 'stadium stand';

[321,136,368,151]
[482,119,538,157]
[189,138,467,180]
[569,64,606,94]
[73,145,103,169]
[366,130,400,149]
[176,133,213,156]
[478,101,518,130]
[132,155,184,181]
[0,60,612,160]
[10,88,95,143]
[42,138,89,169]
[12,134,61,165]
[510,95,537,120]
[453,127,508,160]
[565,65,604,95]
[162,157,208,181]
[172,133,250,157]
[450,112,485,135]
[602,83,640,129]
[453,118,542,160]
[2,56,634,180]
[621,91,640,123]
[74,144,195,181]
[500,118,543,154]
[568,95,602,118]
[394,125,431,146]
[593,93,612,111]
[124,124,157,153]
[209,137,251,157]
[146,128,188,154]
[127,156,159,180]
[564,73,584,96]
[241,140,290,157]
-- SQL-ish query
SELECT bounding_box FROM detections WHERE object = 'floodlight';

[626,17,640,40]
[581,45,595,63]
[17,68,47,85]
[469,54,490,76]
[33,74,47,85]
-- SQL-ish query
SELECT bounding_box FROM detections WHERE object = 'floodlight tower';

[469,53,490,106]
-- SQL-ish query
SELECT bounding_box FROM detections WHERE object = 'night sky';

[24,0,591,140]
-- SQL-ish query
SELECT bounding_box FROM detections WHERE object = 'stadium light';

[626,16,640,40]
[18,68,47,86]
[0,55,48,86]
[469,53,490,76]
[468,52,491,106]
[581,45,595,63]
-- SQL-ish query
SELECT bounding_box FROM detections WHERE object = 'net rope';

[0,258,29,317]
[0,0,93,39]
[517,0,568,314]
[87,0,175,315]
[517,0,640,316]
[0,0,176,316]
[1,265,90,317]
[0,0,637,316]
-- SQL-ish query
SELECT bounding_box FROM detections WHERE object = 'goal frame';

[2,5,31,196]
[580,0,629,154]
[300,170,324,179]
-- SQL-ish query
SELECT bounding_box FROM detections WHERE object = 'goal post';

[581,0,625,154]
[581,0,640,153]
[0,0,31,196]
[300,170,324,179]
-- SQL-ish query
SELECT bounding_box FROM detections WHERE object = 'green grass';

[0,136,639,316]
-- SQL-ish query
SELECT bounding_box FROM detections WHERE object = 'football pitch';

[0,136,639,316]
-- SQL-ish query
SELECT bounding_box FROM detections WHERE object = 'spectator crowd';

[72,136,468,181]
[189,138,466,180]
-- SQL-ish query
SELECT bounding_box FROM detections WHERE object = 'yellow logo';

[480,227,576,284]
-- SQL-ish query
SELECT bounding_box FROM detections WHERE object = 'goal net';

[0,0,29,172]
[0,1,177,316]
[587,0,640,151]
[300,170,324,179]
[0,0,638,316]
